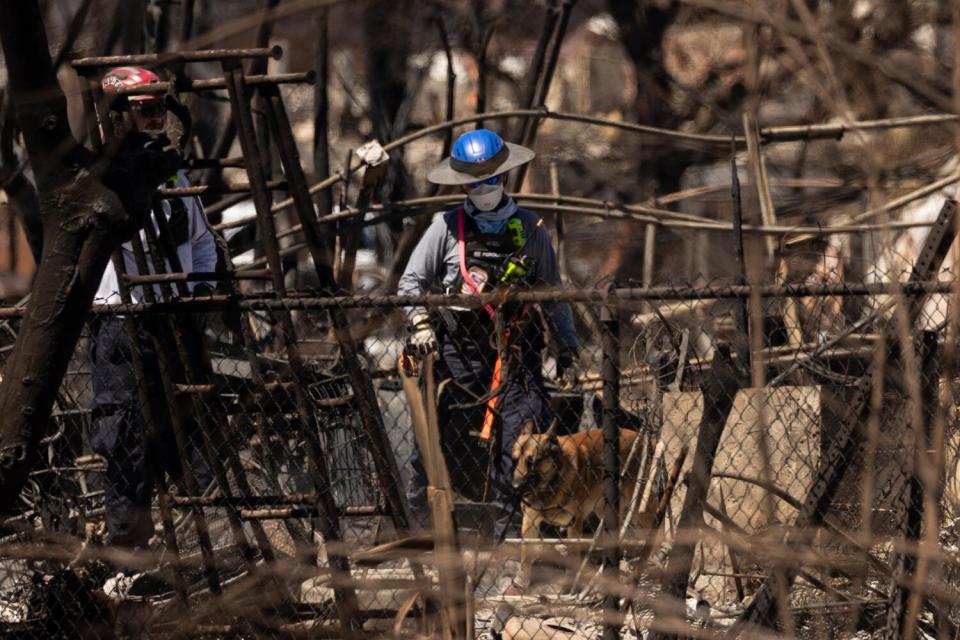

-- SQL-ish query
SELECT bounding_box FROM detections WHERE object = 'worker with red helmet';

[88,66,217,597]
[99,66,167,132]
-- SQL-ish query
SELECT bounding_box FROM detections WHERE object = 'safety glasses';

[468,175,502,190]
[130,99,165,120]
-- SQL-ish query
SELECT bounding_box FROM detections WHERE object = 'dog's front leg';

[565,513,584,593]
[513,507,539,591]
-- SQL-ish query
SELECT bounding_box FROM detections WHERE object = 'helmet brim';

[427,141,535,185]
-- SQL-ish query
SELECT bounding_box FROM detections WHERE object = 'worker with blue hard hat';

[398,128,580,541]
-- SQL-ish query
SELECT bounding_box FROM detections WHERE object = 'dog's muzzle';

[512,472,537,494]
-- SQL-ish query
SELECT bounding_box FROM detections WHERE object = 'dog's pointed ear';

[520,420,536,437]
[544,418,559,441]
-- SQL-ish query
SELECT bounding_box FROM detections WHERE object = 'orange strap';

[480,337,505,440]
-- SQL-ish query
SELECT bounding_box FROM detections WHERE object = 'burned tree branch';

[0,0,175,513]
[0,90,42,262]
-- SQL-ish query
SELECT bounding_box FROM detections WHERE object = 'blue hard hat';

[451,129,504,165]
[427,129,535,186]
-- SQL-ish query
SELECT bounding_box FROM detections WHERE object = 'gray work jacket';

[397,205,580,352]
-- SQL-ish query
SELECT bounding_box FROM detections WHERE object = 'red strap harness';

[456,207,530,440]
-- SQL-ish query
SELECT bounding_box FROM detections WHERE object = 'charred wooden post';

[381,16,456,296]
[736,199,959,632]
[252,0,281,201]
[473,6,493,129]
[649,344,743,640]
[313,6,333,216]
[222,59,362,630]
[149,0,173,53]
[522,1,574,148]
[336,140,388,289]
[180,0,195,42]
[435,14,456,169]
[121,0,146,55]
[512,0,559,145]
[601,297,621,640]
[742,112,777,260]
[513,0,576,190]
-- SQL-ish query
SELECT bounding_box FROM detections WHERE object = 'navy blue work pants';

[89,316,212,550]
[408,316,549,518]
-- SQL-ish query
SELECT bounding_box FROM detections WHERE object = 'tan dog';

[510,421,642,590]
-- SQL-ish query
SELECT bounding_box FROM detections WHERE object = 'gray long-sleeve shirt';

[397,204,580,352]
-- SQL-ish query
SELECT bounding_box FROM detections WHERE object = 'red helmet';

[101,66,165,132]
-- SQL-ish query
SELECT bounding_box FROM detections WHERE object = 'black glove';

[104,131,181,225]
[557,349,581,388]
[191,282,216,298]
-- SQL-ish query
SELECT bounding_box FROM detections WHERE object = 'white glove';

[408,313,438,356]
[558,350,581,388]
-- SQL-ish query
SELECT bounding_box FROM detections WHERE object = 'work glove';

[188,283,216,336]
[407,313,438,356]
[191,282,216,298]
[557,349,581,388]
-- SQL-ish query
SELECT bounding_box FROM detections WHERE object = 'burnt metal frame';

[139,203,279,570]
[221,57,362,630]
[258,70,428,588]
[258,82,418,541]
[882,330,940,638]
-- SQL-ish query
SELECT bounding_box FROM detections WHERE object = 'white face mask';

[467,183,504,211]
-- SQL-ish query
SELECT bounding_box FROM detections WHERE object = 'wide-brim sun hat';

[427,140,535,186]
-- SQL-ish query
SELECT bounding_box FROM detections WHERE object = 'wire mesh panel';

[4,41,960,638]
[2,246,960,638]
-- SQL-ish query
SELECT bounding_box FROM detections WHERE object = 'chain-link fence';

[3,210,960,639]
[2,36,954,638]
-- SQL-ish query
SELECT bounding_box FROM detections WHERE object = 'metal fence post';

[883,330,940,639]
[601,294,621,640]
